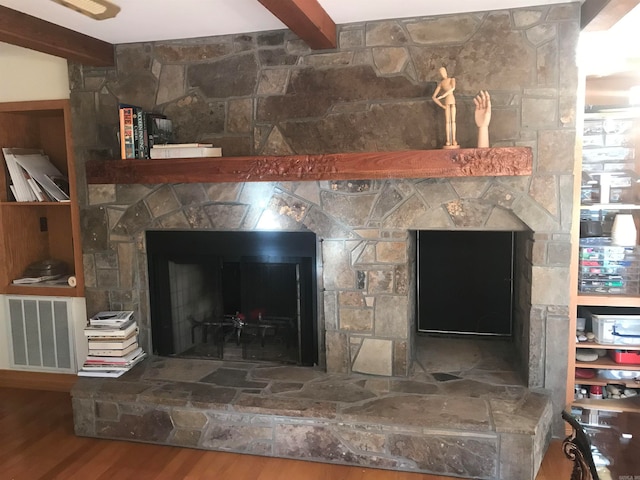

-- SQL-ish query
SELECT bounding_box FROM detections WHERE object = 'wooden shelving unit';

[573,396,640,414]
[576,295,640,307]
[0,99,84,297]
[568,107,640,412]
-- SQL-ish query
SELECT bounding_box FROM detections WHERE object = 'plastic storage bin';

[609,349,640,364]
[579,237,640,294]
[590,313,640,345]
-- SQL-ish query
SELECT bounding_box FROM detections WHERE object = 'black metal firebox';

[146,230,318,366]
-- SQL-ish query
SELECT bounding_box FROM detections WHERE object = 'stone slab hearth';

[71,337,553,480]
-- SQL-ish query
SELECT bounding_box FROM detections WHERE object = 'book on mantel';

[149,143,222,159]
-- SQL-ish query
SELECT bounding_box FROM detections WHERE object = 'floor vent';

[6,297,74,373]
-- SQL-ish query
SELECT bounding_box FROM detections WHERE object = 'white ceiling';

[0,0,569,44]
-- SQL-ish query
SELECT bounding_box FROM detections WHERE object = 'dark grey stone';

[163,95,225,142]
[275,424,400,469]
[96,409,174,443]
[200,368,268,389]
[320,191,377,227]
[81,206,109,252]
[188,53,259,98]
[432,372,461,382]
[388,433,497,478]
[154,43,234,63]
[258,48,298,67]
[257,65,429,123]
[342,395,491,431]
[258,32,285,46]
[234,393,337,418]
[283,380,376,403]
[112,201,152,236]
[389,380,438,394]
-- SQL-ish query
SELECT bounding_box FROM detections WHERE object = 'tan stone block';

[513,10,544,27]
[522,97,557,129]
[529,175,558,216]
[375,295,408,339]
[406,15,480,44]
[304,52,353,67]
[367,270,393,293]
[365,21,407,46]
[325,330,349,373]
[172,410,208,428]
[227,98,252,133]
[117,242,135,289]
[257,69,289,95]
[537,130,576,173]
[352,338,393,376]
[157,64,185,105]
[372,47,408,75]
[376,241,406,263]
[531,266,569,305]
[339,292,366,307]
[339,29,364,48]
[145,185,180,218]
[88,184,116,205]
[339,308,373,332]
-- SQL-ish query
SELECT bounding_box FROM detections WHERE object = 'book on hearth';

[89,310,134,327]
[84,319,137,339]
[87,332,138,351]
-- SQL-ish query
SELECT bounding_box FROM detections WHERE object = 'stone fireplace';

[72,2,578,438]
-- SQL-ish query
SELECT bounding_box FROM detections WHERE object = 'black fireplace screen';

[146,231,317,366]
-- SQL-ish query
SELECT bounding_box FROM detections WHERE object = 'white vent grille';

[6,297,75,373]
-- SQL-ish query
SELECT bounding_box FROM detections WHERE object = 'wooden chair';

[561,410,600,480]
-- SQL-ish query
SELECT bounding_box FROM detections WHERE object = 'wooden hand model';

[474,90,491,148]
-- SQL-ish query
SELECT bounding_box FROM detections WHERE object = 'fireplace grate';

[5,296,74,373]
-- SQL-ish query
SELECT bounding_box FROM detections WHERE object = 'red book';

[119,107,135,159]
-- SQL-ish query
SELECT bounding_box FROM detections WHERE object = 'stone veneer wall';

[69,4,579,423]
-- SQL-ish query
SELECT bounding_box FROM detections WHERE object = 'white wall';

[0,42,69,101]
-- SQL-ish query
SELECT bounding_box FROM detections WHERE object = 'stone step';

[72,358,553,480]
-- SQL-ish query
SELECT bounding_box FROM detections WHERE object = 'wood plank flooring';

[0,387,573,480]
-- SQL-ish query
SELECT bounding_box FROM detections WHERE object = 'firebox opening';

[146,230,318,366]
[416,230,516,336]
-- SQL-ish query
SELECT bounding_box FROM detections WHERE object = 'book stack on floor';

[78,311,146,378]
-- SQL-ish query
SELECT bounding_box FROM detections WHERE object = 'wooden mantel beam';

[0,5,114,67]
[581,0,640,31]
[258,0,336,50]
[85,147,532,185]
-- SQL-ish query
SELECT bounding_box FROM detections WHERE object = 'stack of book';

[78,311,146,378]
[119,104,173,159]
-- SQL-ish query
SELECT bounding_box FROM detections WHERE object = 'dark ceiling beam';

[581,0,640,31]
[258,0,336,49]
[0,5,114,67]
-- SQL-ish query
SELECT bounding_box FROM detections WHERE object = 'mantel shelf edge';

[85,147,532,184]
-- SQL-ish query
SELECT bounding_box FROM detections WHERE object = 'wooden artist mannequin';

[474,90,491,148]
[432,67,458,148]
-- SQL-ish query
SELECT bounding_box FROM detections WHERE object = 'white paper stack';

[1,148,70,202]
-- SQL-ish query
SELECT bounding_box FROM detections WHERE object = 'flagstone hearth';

[71,337,553,480]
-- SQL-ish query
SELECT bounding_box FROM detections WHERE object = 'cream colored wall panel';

[0,43,69,102]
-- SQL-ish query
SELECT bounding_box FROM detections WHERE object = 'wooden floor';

[0,387,573,480]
